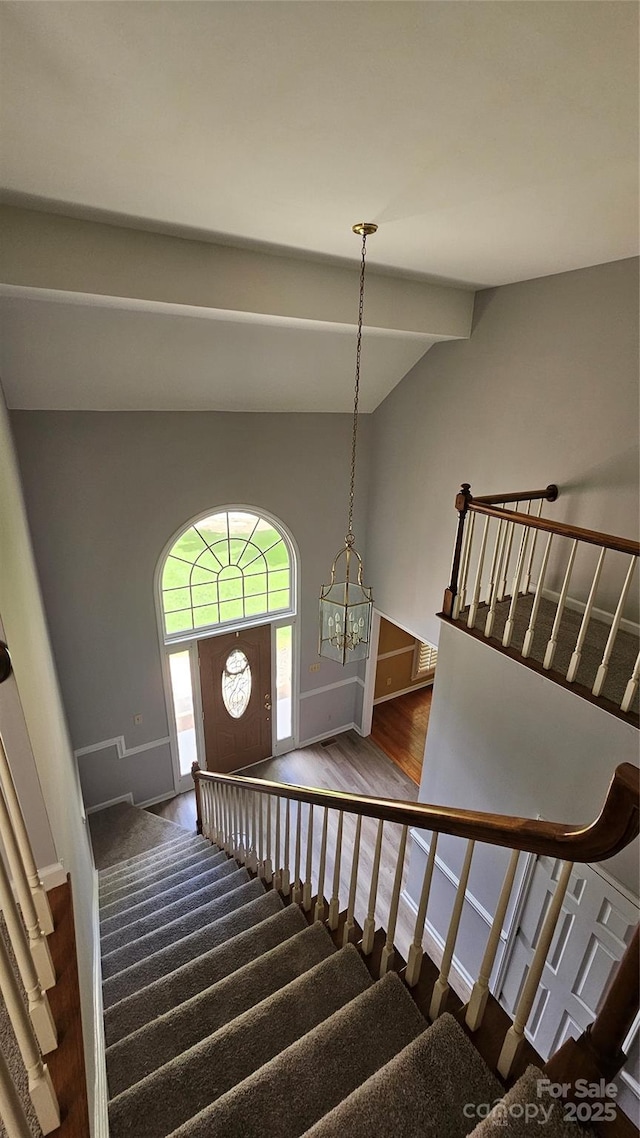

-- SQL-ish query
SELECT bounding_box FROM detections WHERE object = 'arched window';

[161,509,293,639]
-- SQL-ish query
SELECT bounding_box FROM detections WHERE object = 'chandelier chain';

[346,229,368,545]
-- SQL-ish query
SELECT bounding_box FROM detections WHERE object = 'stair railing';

[441,483,640,721]
[193,759,639,1084]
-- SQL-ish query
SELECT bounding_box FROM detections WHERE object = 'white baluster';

[0,933,60,1134]
[621,650,640,714]
[0,1045,32,1138]
[498,517,516,602]
[263,795,273,883]
[256,792,265,875]
[273,796,282,891]
[484,519,506,638]
[342,813,362,945]
[498,861,573,1079]
[467,517,491,628]
[314,808,330,922]
[361,819,384,955]
[292,800,303,904]
[502,516,533,647]
[543,540,579,669]
[592,556,638,697]
[229,786,237,856]
[328,810,344,930]
[405,831,439,987]
[380,824,408,976]
[430,839,475,1019]
[201,783,211,840]
[0,736,53,936]
[0,853,56,1053]
[522,500,545,594]
[522,533,554,658]
[239,789,248,864]
[224,784,233,854]
[466,849,520,1031]
[453,513,475,619]
[0,786,54,991]
[302,804,315,911]
[566,548,606,683]
[281,799,291,896]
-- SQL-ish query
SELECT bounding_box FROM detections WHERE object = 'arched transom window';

[161,510,292,638]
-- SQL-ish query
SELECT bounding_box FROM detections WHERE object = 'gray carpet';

[461,594,639,718]
[468,1065,596,1136]
[98,804,607,1138]
[89,801,190,870]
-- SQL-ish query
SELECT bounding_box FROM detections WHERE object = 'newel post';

[442,483,471,618]
[545,924,639,1090]
[191,761,203,835]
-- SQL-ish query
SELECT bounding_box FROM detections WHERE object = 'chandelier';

[319,222,377,665]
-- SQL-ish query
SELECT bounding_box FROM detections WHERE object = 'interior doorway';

[198,623,272,773]
[369,616,436,785]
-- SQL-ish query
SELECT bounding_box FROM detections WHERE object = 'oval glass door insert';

[222,649,252,718]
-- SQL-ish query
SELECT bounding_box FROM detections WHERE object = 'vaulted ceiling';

[0,2,637,411]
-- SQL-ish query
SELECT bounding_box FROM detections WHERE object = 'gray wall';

[11,410,370,808]
[367,257,639,646]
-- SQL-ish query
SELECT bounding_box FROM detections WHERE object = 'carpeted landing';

[98,806,594,1137]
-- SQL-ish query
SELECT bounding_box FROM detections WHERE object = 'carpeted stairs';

[98,811,595,1137]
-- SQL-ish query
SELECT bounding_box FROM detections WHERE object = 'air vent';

[319,737,338,748]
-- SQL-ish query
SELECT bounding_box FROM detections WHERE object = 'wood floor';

[148,730,460,993]
[371,685,433,785]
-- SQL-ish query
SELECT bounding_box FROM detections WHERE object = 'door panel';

[198,624,272,773]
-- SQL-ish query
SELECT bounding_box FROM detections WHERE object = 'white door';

[498,857,639,1118]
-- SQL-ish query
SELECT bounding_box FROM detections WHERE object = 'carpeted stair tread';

[98,833,203,882]
[99,844,218,905]
[101,874,260,978]
[99,848,227,920]
[303,1012,504,1138]
[102,888,283,1009]
[100,860,243,949]
[108,945,372,1137]
[106,921,337,1095]
[468,1066,596,1137]
[166,971,427,1138]
[104,903,306,1044]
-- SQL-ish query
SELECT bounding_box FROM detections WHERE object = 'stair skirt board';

[98,814,588,1138]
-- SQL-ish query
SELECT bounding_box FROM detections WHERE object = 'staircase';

[97,767,639,1138]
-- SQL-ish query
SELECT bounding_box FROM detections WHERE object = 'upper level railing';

[442,484,640,721]
[192,759,639,1085]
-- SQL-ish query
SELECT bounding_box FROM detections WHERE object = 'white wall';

[367,257,639,646]
[10,410,371,808]
[0,385,99,1132]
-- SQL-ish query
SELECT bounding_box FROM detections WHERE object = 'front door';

[198,624,272,773]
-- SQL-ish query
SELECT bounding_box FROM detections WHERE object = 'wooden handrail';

[473,485,559,506]
[468,502,640,558]
[193,761,639,864]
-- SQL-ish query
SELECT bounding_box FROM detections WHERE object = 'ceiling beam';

[0,206,474,341]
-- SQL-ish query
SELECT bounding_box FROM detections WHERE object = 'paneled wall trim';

[299,676,365,699]
[74,735,171,760]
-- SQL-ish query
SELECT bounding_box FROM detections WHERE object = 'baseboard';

[91,869,109,1138]
[85,793,133,815]
[136,790,176,809]
[373,679,434,706]
[540,587,640,637]
[39,862,67,891]
[297,723,358,748]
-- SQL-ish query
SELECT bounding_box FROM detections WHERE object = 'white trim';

[377,646,415,662]
[92,868,109,1138]
[373,678,434,706]
[409,827,499,934]
[540,587,640,637]
[75,735,171,760]
[401,886,474,1002]
[39,862,67,891]
[299,676,362,700]
[297,723,358,748]
[85,793,133,815]
[136,790,177,810]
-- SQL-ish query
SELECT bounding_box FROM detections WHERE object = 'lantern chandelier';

[319,222,377,665]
